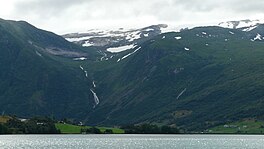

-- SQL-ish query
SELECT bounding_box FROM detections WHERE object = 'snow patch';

[73,57,87,61]
[84,71,88,77]
[237,20,260,28]
[126,31,141,42]
[252,34,262,41]
[229,31,234,34]
[66,36,93,42]
[162,36,166,39]
[242,26,257,32]
[145,28,154,31]
[202,32,207,35]
[107,44,136,53]
[175,36,182,40]
[92,81,96,88]
[82,41,94,47]
[218,19,264,29]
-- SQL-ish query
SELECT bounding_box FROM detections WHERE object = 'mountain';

[0,18,98,120]
[67,20,264,130]
[2,18,264,131]
[218,19,264,31]
[63,24,168,49]
[218,19,264,42]
[76,25,264,130]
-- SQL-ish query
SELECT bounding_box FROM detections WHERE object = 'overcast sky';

[0,0,264,34]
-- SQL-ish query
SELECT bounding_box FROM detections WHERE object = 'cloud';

[0,0,264,34]
[13,0,87,19]
[228,1,264,13]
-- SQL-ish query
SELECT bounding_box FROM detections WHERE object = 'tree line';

[122,124,180,134]
[80,127,113,134]
[0,116,180,134]
[0,116,60,134]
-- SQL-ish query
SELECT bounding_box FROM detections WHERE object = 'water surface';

[0,134,264,149]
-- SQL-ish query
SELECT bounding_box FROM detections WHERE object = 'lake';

[0,134,264,148]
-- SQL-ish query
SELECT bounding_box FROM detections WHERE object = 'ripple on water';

[1,135,264,149]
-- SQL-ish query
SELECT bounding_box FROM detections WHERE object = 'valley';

[1,18,264,132]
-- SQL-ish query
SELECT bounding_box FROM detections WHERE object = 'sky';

[0,0,264,34]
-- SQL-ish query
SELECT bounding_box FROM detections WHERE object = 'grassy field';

[55,123,124,134]
[0,116,12,123]
[208,120,264,134]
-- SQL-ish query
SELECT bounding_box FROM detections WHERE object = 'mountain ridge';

[1,18,264,131]
[0,18,98,121]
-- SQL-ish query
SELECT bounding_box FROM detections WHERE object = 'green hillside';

[0,19,97,120]
[80,26,264,131]
[208,119,264,134]
[1,18,264,132]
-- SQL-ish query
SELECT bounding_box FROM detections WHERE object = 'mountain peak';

[218,19,264,29]
[63,24,168,48]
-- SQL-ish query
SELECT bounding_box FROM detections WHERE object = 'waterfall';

[90,89,100,108]
[177,88,187,99]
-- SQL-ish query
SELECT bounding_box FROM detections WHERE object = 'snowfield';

[107,44,136,53]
